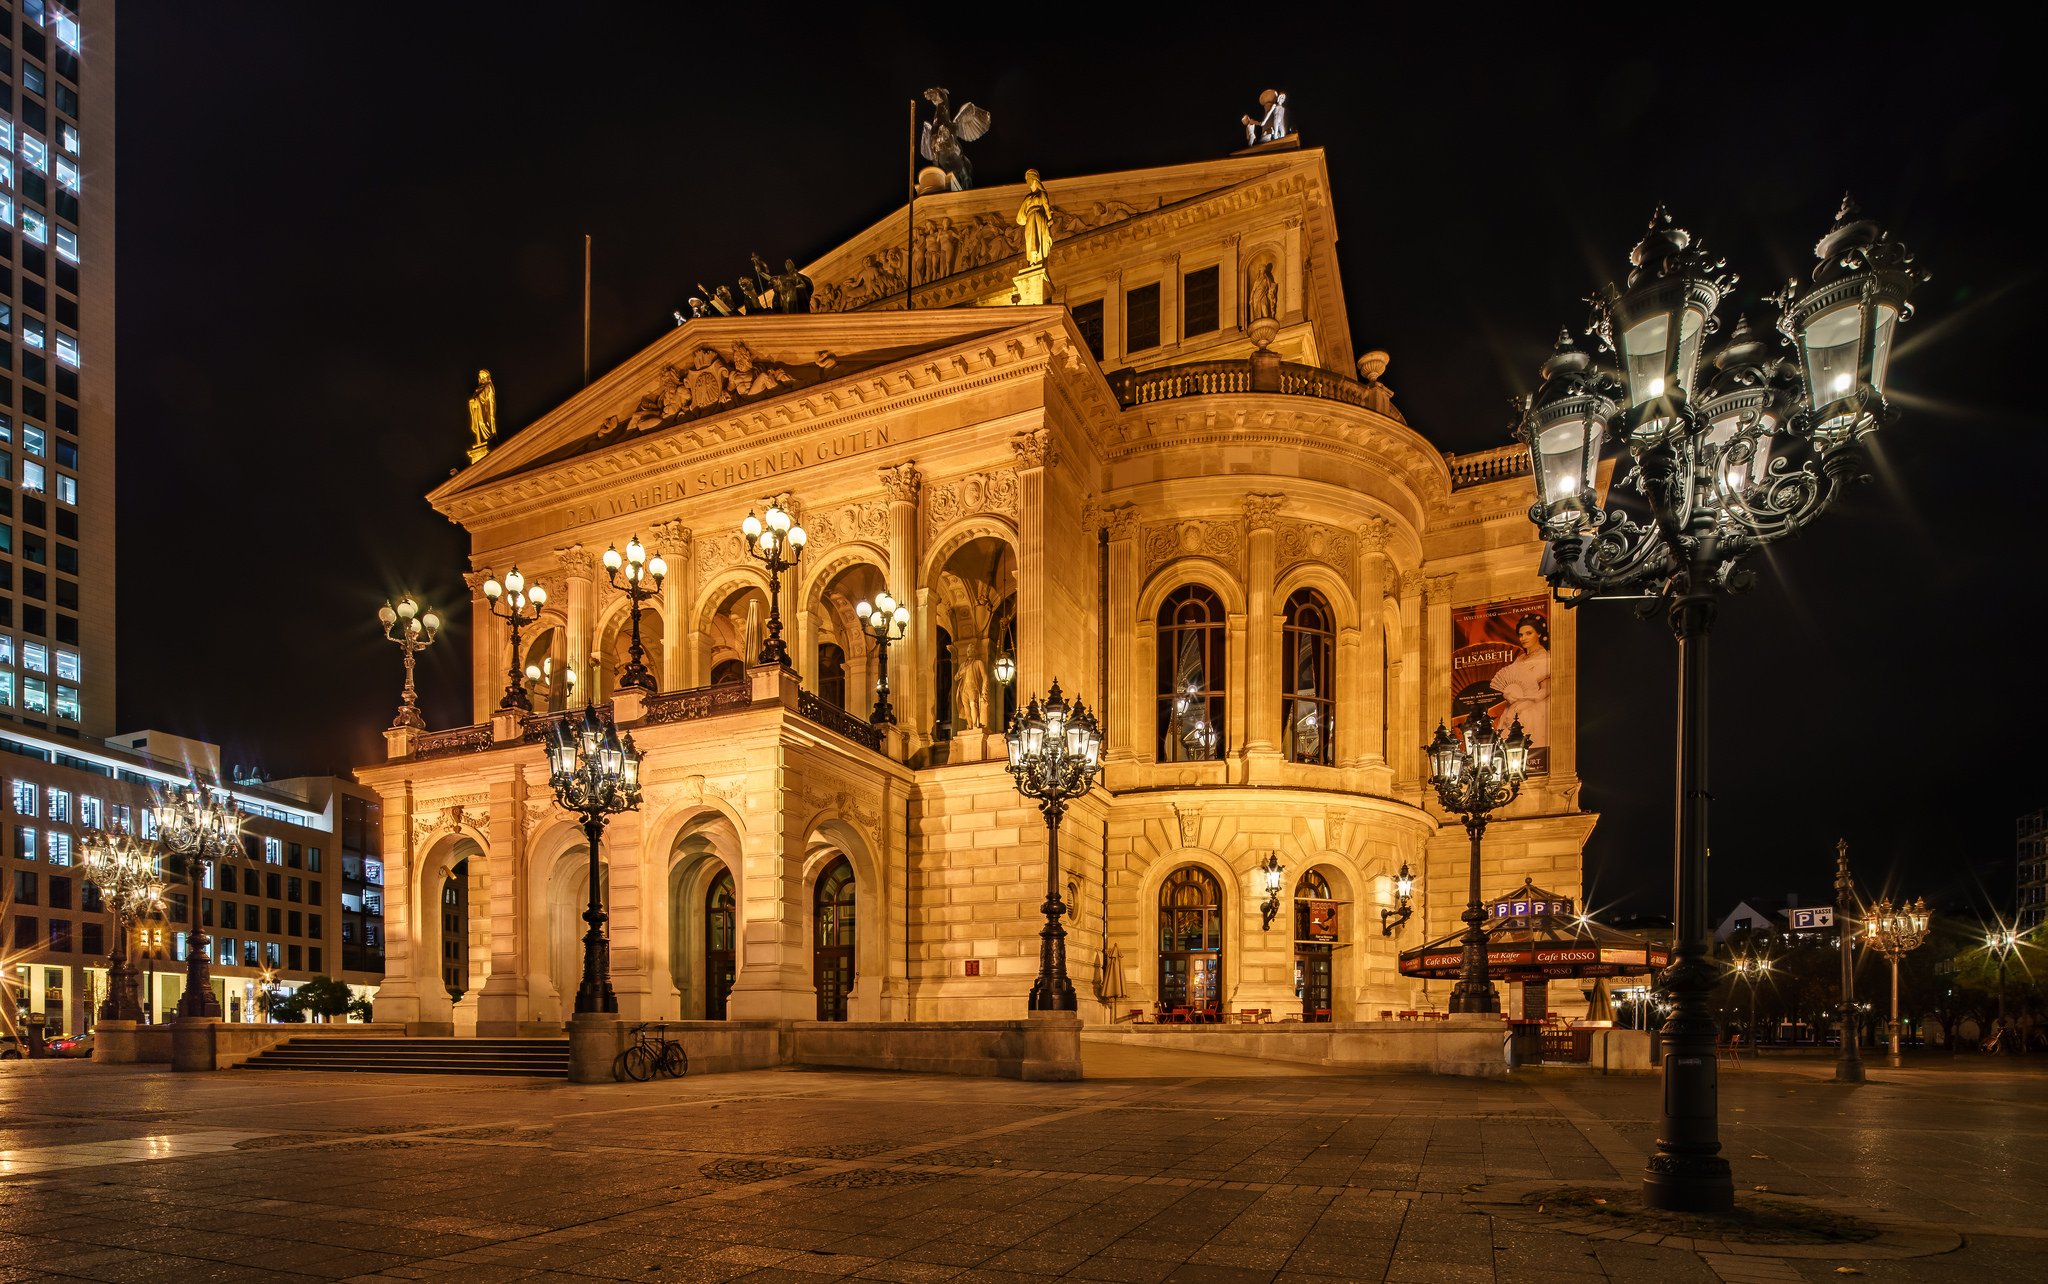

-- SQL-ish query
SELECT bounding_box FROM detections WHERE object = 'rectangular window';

[25,642,47,672]
[14,827,34,861]
[46,831,69,865]
[55,157,77,194]
[1072,299,1105,361]
[24,677,48,713]
[56,17,82,53]
[55,649,79,680]
[310,947,323,972]
[0,120,13,153]
[48,874,69,908]
[23,318,44,349]
[0,196,13,227]
[48,920,71,953]
[0,157,11,189]
[21,211,47,245]
[265,836,283,864]
[55,334,78,367]
[309,880,323,905]
[45,788,68,822]
[243,904,258,931]
[12,780,37,814]
[0,673,13,706]
[266,942,282,968]
[21,135,48,175]
[288,910,302,937]
[13,916,36,949]
[23,426,43,457]
[53,684,78,720]
[60,124,79,156]
[54,229,77,265]
[22,64,43,97]
[288,945,302,971]
[14,870,34,903]
[79,796,100,828]
[218,938,236,966]
[287,876,302,903]
[309,913,324,938]
[1182,265,1220,338]
[1125,282,1161,353]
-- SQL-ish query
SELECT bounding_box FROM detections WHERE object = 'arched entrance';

[1158,865,1223,1018]
[1294,868,1336,1021]
[813,856,855,1021]
[705,869,736,1020]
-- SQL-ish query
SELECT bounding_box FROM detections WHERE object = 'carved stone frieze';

[521,799,552,838]
[594,341,825,442]
[411,802,491,852]
[695,531,750,579]
[878,462,923,505]
[802,501,893,557]
[1140,520,1244,577]
[925,468,1020,541]
[1271,520,1358,577]
[799,777,883,848]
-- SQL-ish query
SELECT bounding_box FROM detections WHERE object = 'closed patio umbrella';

[1587,976,1615,1023]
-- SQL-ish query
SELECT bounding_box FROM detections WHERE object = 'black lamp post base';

[573,988,620,1015]
[1834,1055,1865,1083]
[1028,979,1079,1011]
[616,666,656,693]
[1449,982,1500,1014]
[1643,1153,1733,1213]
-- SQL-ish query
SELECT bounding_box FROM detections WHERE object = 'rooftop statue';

[1241,89,1289,147]
[1016,169,1054,268]
[920,87,991,192]
[467,369,497,454]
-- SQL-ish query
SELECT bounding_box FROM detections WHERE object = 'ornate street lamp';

[1518,200,1925,1214]
[1865,896,1930,1068]
[1381,861,1415,936]
[1834,840,1864,1084]
[1986,927,2019,1044]
[1004,680,1104,1012]
[524,656,577,708]
[151,782,244,1021]
[854,588,911,725]
[543,703,644,1014]
[1729,951,1771,1048]
[741,500,807,669]
[78,827,165,1023]
[481,567,548,712]
[993,653,1017,687]
[602,535,667,693]
[1424,708,1530,1014]
[1258,854,1285,931]
[376,594,441,730]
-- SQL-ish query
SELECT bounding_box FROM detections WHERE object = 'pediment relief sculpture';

[596,341,819,442]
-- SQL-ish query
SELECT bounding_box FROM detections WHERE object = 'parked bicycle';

[612,1022,688,1081]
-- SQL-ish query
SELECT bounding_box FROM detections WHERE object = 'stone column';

[374,781,425,1027]
[1104,506,1142,778]
[1417,573,1456,786]
[727,730,816,1020]
[556,543,598,700]
[603,808,653,1022]
[1349,518,1391,767]
[476,772,532,1036]
[463,571,493,722]
[1011,432,1056,698]
[881,464,924,750]
[653,522,693,690]
[1242,495,1284,779]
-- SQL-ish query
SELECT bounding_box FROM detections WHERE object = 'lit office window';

[140,810,158,839]
[46,789,70,823]
[22,65,45,97]
[55,158,79,194]
[1,196,14,227]
[56,15,82,52]
[24,677,48,714]
[266,837,284,864]
[23,427,43,457]
[0,119,14,152]
[24,0,46,29]
[11,781,36,814]
[0,157,11,189]
[21,211,47,245]
[0,418,10,444]
[56,229,79,264]
[56,334,79,367]
[16,827,34,859]
[22,461,45,493]
[24,643,48,673]
[0,634,12,662]
[56,650,80,680]
[78,795,100,827]
[24,319,45,349]
[57,475,76,505]
[0,673,12,707]
[61,124,79,156]
[48,832,72,865]
[54,685,80,721]
[21,135,48,175]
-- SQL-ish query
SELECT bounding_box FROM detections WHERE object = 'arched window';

[933,626,955,742]
[1282,588,1336,765]
[711,659,746,686]
[813,857,856,1021]
[1157,866,1223,1016]
[1293,868,1336,1021]
[1156,585,1226,761]
[704,870,736,1021]
[817,643,847,710]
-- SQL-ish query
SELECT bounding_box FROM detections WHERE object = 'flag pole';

[582,234,592,385]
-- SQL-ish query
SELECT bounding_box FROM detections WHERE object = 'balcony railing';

[797,689,885,751]
[1107,358,1402,419]
[411,724,493,761]
[1446,443,1533,489]
[645,681,754,724]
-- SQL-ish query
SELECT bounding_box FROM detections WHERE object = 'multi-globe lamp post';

[78,827,164,1023]
[376,594,441,730]
[1424,708,1530,1014]
[741,501,807,668]
[481,567,547,712]
[603,535,667,692]
[1985,926,2019,1045]
[543,704,644,1015]
[1004,680,1104,1012]
[854,589,911,724]
[1864,896,1930,1068]
[152,782,245,1021]
[1518,199,1925,1213]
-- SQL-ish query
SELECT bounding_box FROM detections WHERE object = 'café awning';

[1398,877,1671,982]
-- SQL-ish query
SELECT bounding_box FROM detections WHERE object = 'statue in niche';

[1016,169,1054,268]
[1241,89,1289,147]
[1249,261,1280,322]
[953,648,989,732]
[467,369,498,452]
[919,87,992,191]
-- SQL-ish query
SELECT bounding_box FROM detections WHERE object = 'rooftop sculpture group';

[678,254,815,322]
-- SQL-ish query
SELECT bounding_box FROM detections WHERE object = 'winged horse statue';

[920,87,991,191]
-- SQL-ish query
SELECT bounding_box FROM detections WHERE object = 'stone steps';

[238,1036,569,1078]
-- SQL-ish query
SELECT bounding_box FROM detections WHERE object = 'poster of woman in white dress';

[1449,594,1551,775]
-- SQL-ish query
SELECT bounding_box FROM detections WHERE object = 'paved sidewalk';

[1,1048,2042,1282]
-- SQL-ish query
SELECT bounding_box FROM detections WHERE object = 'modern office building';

[2,724,383,1039]
[360,143,1597,1036]
[0,3,112,740]
[2019,809,2047,933]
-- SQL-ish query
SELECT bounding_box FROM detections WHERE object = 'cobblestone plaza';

[2,1049,2042,1282]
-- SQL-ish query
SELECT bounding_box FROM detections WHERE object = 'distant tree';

[291,976,354,1023]
[346,993,374,1022]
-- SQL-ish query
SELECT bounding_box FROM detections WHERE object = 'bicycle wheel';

[610,1048,633,1082]
[662,1041,688,1078]
[622,1043,655,1082]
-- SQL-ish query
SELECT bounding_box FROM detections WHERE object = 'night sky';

[112,11,2037,917]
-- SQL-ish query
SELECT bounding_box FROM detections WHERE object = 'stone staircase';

[238,1036,569,1078]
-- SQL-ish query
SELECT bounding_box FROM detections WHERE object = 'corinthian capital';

[879,462,923,505]
[1423,573,1456,605]
[648,520,693,553]
[1358,516,1390,557]
[1011,427,1059,471]
[1243,493,1286,531]
[554,542,598,581]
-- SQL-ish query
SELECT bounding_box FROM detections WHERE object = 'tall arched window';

[1156,585,1226,761]
[1282,589,1336,765]
[813,857,856,1021]
[712,659,746,686]
[1293,868,1336,1021]
[704,869,736,1021]
[817,643,847,710]
[1158,865,1224,1015]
